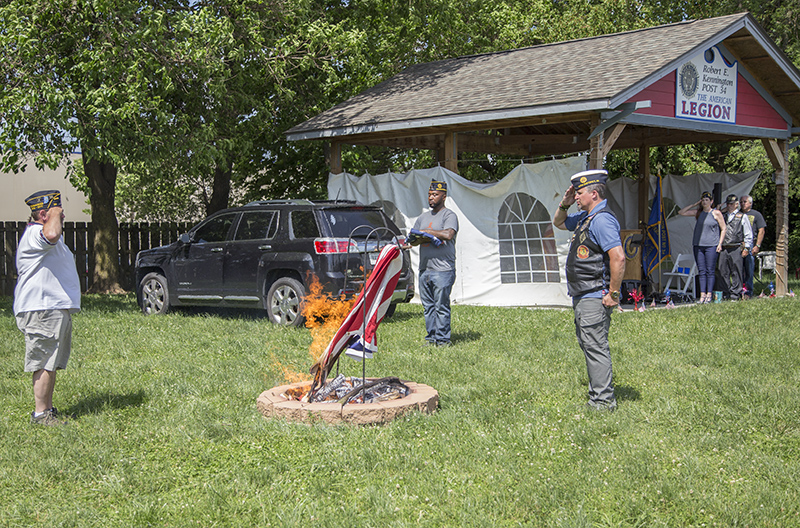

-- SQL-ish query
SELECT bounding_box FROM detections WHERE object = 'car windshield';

[321,208,395,239]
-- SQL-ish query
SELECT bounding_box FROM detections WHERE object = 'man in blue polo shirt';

[553,170,625,411]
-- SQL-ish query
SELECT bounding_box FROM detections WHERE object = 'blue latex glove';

[409,228,443,247]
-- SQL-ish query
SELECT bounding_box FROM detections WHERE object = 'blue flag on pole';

[643,174,670,277]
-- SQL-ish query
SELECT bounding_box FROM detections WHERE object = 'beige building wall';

[2,153,91,222]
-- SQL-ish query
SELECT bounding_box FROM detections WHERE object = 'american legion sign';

[677,45,737,124]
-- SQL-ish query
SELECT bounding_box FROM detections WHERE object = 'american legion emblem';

[576,245,590,259]
[679,62,699,99]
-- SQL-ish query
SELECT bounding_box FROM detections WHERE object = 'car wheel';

[140,272,170,315]
[266,277,306,327]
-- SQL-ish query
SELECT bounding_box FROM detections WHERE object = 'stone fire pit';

[257,379,439,425]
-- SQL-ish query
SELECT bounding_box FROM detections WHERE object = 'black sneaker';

[31,408,67,426]
[586,399,617,412]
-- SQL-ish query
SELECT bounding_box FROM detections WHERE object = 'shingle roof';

[287,12,800,140]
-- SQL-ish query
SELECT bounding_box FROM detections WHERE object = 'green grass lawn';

[1,290,799,527]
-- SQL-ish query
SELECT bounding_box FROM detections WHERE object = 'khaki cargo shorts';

[16,310,73,372]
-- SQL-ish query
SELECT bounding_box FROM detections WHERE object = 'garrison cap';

[429,180,447,192]
[25,190,62,212]
[570,170,608,191]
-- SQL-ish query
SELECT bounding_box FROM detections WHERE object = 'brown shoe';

[31,408,67,426]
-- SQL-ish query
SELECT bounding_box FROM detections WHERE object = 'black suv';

[134,200,413,326]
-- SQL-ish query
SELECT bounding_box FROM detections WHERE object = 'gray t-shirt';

[745,209,766,243]
[413,207,458,272]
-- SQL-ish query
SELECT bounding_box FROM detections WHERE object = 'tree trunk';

[207,164,231,215]
[84,153,124,294]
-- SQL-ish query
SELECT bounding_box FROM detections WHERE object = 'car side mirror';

[179,233,192,244]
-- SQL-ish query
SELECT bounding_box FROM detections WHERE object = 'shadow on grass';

[177,306,270,320]
[80,293,137,313]
[452,330,481,345]
[615,384,641,402]
[66,389,147,417]
[382,310,418,324]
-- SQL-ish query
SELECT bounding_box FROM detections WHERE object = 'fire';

[268,352,310,384]
[302,273,357,366]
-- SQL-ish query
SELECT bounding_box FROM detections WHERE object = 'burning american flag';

[308,244,404,399]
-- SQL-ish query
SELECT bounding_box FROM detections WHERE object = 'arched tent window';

[498,193,559,283]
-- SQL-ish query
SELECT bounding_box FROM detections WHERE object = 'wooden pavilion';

[286,12,800,295]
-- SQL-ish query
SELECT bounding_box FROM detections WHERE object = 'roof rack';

[313,199,363,205]
[244,199,314,206]
[244,199,365,207]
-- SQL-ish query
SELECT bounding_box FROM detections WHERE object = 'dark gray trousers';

[573,297,615,404]
[718,246,743,299]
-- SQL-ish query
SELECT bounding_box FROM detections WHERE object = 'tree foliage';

[0,0,195,291]
[2,0,799,272]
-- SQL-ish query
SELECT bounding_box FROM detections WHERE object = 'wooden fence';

[1,221,191,296]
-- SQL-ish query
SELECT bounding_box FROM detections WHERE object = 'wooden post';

[635,146,651,286]
[436,137,447,168]
[638,146,650,232]
[600,123,626,159]
[762,138,789,296]
[444,132,459,174]
[589,114,603,170]
[328,141,343,175]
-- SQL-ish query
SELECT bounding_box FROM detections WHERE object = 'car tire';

[140,272,170,315]
[266,277,306,327]
[383,302,397,318]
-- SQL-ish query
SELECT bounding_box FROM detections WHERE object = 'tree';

[0,0,193,292]
[1,0,350,289]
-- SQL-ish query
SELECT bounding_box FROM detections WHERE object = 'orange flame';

[269,273,361,400]
[268,352,311,384]
[302,273,357,366]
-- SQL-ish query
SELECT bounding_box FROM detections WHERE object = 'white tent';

[329,156,759,307]
[330,157,583,307]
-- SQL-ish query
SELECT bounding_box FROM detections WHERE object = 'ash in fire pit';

[295,375,409,404]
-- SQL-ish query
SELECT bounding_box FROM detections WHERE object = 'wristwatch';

[610,291,620,301]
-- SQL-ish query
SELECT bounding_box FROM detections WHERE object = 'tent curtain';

[329,159,759,308]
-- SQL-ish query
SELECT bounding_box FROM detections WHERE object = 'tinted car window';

[290,210,320,239]
[235,211,279,241]
[193,213,236,243]
[322,209,391,238]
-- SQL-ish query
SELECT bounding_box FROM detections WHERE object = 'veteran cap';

[726,194,738,204]
[701,191,713,201]
[24,190,62,212]
[570,170,608,191]
[429,180,447,192]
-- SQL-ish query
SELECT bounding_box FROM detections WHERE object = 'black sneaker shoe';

[586,399,617,412]
[31,408,67,426]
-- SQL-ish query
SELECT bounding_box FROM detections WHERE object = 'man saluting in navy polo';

[553,170,625,411]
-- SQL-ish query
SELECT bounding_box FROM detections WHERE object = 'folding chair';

[757,251,776,281]
[662,253,697,300]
